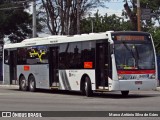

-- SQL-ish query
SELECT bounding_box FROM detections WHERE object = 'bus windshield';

[114,43,155,70]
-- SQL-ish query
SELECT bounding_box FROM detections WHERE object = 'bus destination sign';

[115,35,145,41]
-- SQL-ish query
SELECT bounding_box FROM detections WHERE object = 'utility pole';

[89,14,93,33]
[77,0,80,34]
[137,0,141,31]
[91,19,93,33]
[32,0,36,37]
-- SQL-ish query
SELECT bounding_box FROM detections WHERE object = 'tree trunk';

[124,1,137,30]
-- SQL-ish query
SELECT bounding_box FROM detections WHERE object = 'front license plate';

[135,81,142,85]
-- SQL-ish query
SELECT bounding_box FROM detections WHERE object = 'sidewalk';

[0,84,19,88]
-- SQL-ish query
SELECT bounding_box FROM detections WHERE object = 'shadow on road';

[7,88,160,99]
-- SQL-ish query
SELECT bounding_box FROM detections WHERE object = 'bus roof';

[111,31,150,35]
[3,31,150,49]
[4,31,113,49]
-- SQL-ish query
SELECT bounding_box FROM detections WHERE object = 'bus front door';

[49,47,59,87]
[96,43,108,88]
[10,50,17,85]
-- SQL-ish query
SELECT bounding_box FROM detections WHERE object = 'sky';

[92,0,126,17]
[27,0,126,18]
[27,0,126,17]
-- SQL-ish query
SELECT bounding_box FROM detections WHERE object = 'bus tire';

[84,77,93,97]
[29,75,36,92]
[121,91,129,97]
[19,76,28,91]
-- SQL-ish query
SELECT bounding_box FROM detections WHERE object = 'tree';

[80,11,133,33]
[122,0,160,53]
[149,28,160,54]
[39,0,108,35]
[123,0,160,30]
[0,0,37,43]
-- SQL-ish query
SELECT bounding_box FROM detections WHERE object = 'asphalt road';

[0,85,160,120]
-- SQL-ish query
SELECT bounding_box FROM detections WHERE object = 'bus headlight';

[150,74,155,79]
[118,74,123,80]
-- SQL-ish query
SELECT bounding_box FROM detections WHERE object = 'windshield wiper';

[135,46,139,59]
[122,42,139,68]
[122,42,135,59]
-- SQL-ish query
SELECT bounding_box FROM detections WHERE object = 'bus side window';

[110,44,113,54]
[17,48,27,65]
[59,43,69,69]
[26,46,49,64]
[4,50,9,64]
[69,43,82,69]
[81,41,95,69]
[59,43,82,69]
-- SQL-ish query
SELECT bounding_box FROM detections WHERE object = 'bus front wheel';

[29,75,36,92]
[121,91,129,97]
[84,77,93,97]
[19,76,28,91]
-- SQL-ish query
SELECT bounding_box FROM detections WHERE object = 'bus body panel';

[108,79,157,91]
[119,79,157,91]
[17,65,50,89]
[59,70,96,91]
[3,64,10,84]
[108,79,120,91]
[111,54,118,80]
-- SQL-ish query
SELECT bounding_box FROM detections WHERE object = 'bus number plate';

[135,81,142,85]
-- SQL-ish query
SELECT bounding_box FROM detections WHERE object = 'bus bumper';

[118,79,157,91]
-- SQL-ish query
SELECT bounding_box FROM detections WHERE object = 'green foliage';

[122,0,160,53]
[80,12,133,34]
[0,9,32,43]
[141,0,160,10]
[140,0,160,54]
[149,28,160,54]
[0,0,39,43]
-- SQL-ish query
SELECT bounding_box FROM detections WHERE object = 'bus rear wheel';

[29,75,36,92]
[19,76,28,91]
[121,91,129,97]
[84,77,93,97]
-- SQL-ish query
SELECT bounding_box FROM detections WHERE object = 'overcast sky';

[98,0,125,16]
[86,0,130,18]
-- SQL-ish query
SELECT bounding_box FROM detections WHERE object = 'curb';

[0,85,19,88]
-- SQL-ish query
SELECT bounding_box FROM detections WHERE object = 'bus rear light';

[149,74,155,79]
[118,74,124,80]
